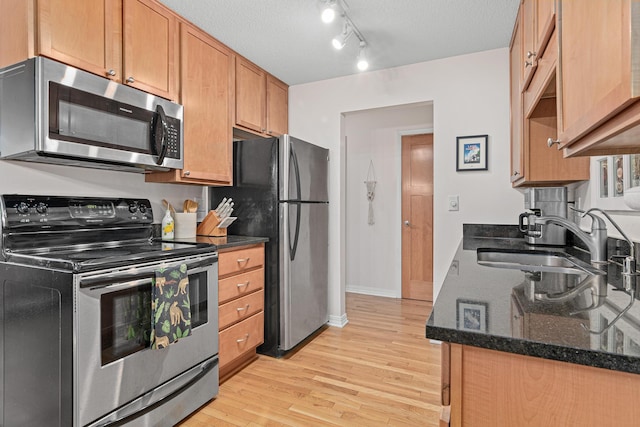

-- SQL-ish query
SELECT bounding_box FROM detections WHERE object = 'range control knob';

[138,204,147,214]
[35,202,48,214]
[128,203,138,213]
[16,202,29,214]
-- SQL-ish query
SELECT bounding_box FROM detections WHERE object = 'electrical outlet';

[448,195,459,211]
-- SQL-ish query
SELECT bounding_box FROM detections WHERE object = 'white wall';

[344,103,433,298]
[289,48,524,326]
[0,161,204,221]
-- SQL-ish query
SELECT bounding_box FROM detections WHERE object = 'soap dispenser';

[161,207,174,239]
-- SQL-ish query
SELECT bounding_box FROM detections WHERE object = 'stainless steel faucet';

[582,208,636,281]
[532,210,608,264]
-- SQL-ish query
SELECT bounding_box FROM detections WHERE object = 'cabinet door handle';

[183,170,191,176]
[236,333,250,343]
[526,50,536,59]
[525,60,533,68]
[106,69,116,77]
[547,138,560,148]
[236,281,250,288]
[236,304,250,312]
[512,171,520,177]
[126,76,135,83]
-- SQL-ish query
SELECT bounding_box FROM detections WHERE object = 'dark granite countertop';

[426,224,640,375]
[168,235,268,250]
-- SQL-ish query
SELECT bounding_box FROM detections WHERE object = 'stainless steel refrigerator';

[210,135,329,356]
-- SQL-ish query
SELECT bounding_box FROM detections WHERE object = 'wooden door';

[123,0,178,100]
[37,0,121,79]
[179,23,233,184]
[401,134,433,301]
[235,57,266,133]
[266,74,288,136]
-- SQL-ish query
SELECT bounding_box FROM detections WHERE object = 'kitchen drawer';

[219,311,264,367]
[218,289,264,330]
[218,245,264,277]
[219,268,264,304]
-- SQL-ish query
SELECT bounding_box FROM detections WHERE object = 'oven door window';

[100,270,208,365]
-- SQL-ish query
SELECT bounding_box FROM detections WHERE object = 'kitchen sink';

[477,248,605,275]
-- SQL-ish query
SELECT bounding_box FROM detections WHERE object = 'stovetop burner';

[0,194,217,273]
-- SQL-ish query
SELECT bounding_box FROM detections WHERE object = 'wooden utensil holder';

[196,210,227,237]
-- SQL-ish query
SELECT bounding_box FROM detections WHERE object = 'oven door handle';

[87,356,218,427]
[80,254,217,288]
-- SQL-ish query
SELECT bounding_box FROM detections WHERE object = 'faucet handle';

[576,207,607,230]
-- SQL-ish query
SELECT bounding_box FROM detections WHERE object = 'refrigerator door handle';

[290,144,302,201]
[289,202,301,261]
[288,146,302,260]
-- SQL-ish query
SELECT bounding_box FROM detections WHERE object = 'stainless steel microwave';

[0,57,183,172]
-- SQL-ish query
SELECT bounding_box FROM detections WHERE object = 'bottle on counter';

[161,208,174,239]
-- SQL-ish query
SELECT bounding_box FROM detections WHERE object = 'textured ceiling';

[158,0,520,86]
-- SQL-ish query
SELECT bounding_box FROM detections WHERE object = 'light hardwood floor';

[180,292,442,426]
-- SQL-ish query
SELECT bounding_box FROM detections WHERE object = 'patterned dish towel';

[151,263,192,349]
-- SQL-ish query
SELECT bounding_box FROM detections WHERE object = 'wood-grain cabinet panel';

[219,311,264,368]
[218,245,264,277]
[0,0,178,100]
[218,289,264,330]
[219,268,264,304]
[444,344,640,426]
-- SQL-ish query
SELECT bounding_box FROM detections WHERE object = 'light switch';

[448,195,459,211]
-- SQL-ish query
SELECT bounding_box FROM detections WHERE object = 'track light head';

[357,41,369,71]
[332,23,351,50]
[321,0,337,23]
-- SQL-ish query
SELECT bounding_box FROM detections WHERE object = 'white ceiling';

[158,0,520,86]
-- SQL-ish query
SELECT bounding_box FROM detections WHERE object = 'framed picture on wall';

[456,299,488,333]
[456,135,488,171]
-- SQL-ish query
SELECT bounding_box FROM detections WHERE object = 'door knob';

[404,220,410,227]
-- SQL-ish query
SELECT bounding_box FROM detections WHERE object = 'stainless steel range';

[0,194,219,427]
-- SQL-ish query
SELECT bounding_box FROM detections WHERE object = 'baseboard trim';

[328,313,348,328]
[346,285,399,298]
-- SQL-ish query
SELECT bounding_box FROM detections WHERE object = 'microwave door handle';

[153,104,168,165]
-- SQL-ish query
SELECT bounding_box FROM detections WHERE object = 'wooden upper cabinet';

[122,0,178,100]
[36,0,121,78]
[146,22,233,186]
[235,56,288,138]
[521,0,555,90]
[236,57,267,134]
[266,75,288,136]
[509,2,589,187]
[0,0,178,100]
[510,9,524,183]
[558,0,640,156]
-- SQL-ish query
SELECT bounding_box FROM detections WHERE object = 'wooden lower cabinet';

[441,343,640,426]
[217,243,265,381]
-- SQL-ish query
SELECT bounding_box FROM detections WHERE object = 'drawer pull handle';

[237,257,250,264]
[236,333,250,343]
[236,281,250,288]
[236,304,250,312]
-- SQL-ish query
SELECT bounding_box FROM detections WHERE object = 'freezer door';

[279,135,329,202]
[279,201,329,351]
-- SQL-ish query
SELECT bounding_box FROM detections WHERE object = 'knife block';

[196,210,227,237]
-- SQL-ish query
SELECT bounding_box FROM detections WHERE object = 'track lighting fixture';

[357,41,369,71]
[332,22,352,50]
[320,0,338,23]
[318,0,371,72]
